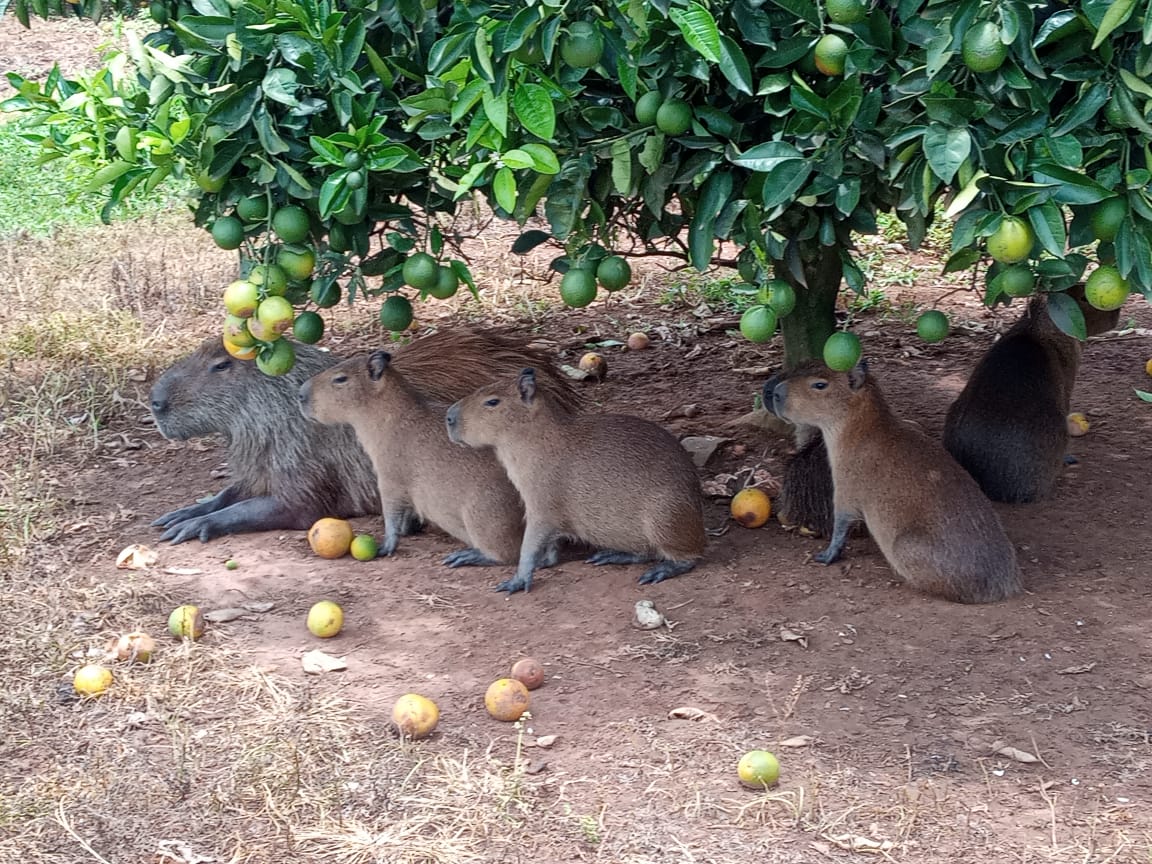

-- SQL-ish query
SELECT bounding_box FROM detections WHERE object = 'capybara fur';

[299,350,528,567]
[149,328,580,543]
[446,367,706,595]
[943,284,1120,503]
[763,360,1022,604]
[775,424,835,537]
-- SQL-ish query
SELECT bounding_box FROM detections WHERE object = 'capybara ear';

[368,351,392,381]
[847,359,869,391]
[517,367,537,404]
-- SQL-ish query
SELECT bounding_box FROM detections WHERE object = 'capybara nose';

[445,403,460,427]
[761,375,783,416]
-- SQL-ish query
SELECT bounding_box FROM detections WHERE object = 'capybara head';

[150,336,338,441]
[299,350,402,425]
[1065,282,1122,337]
[446,367,545,448]
[763,360,871,431]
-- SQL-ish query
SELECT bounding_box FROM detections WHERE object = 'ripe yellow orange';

[1145,358,1152,377]
[223,336,258,360]
[73,665,113,696]
[484,678,531,722]
[730,488,772,528]
[392,693,440,739]
[307,517,354,559]
[1066,412,1090,437]
[306,600,344,637]
[223,279,260,318]
[112,632,156,663]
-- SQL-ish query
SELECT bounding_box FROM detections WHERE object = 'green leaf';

[520,142,561,175]
[450,259,479,300]
[501,149,535,170]
[512,83,556,140]
[688,170,734,271]
[318,174,350,220]
[669,2,723,63]
[765,0,820,28]
[1120,69,1152,100]
[1135,389,1152,403]
[727,140,805,173]
[310,136,345,166]
[1050,82,1108,137]
[1031,165,1115,205]
[717,36,753,95]
[944,169,990,219]
[611,139,632,195]
[482,87,509,138]
[1091,0,1137,49]
[1027,201,1067,257]
[922,125,971,184]
[639,133,665,174]
[942,247,981,274]
[511,230,551,254]
[761,161,813,210]
[1046,291,1088,340]
[493,166,517,213]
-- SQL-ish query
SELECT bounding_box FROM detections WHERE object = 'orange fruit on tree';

[986,216,1034,264]
[813,34,849,76]
[961,21,1008,73]
[730,488,772,528]
[308,517,354,559]
[823,331,862,371]
[1083,265,1129,311]
[223,336,258,360]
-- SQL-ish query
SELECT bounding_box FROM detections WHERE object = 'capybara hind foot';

[586,549,654,566]
[638,560,696,585]
[442,548,500,568]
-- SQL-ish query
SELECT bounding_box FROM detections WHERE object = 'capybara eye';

[332,375,348,385]
[484,398,501,407]
[211,360,232,372]
[811,381,828,391]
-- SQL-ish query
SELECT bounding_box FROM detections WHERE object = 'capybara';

[775,424,835,537]
[445,367,706,595]
[298,350,532,568]
[943,284,1120,503]
[149,329,580,543]
[763,360,1022,604]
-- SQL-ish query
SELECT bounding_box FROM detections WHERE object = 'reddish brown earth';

[63,293,1152,861]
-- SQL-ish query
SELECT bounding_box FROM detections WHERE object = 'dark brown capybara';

[763,360,1022,604]
[445,368,706,595]
[943,284,1120,503]
[149,329,581,543]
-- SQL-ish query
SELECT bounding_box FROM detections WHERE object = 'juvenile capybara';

[299,350,530,567]
[775,424,835,537]
[445,367,706,595]
[149,329,580,543]
[943,284,1120,503]
[763,360,1022,604]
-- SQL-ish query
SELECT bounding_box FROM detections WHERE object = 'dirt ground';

[4,12,1152,864]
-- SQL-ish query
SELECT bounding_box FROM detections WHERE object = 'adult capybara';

[764,360,1022,604]
[943,284,1120,503]
[149,329,580,543]
[445,367,706,595]
[298,350,528,568]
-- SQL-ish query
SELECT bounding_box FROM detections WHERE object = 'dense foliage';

[6,0,1152,372]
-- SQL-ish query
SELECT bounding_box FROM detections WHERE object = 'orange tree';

[5,0,1152,374]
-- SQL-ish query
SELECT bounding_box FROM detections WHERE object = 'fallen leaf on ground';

[116,544,158,570]
[668,706,720,723]
[203,608,253,623]
[779,736,814,748]
[302,650,347,675]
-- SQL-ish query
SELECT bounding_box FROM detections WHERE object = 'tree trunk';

[776,240,842,371]
[772,239,843,538]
